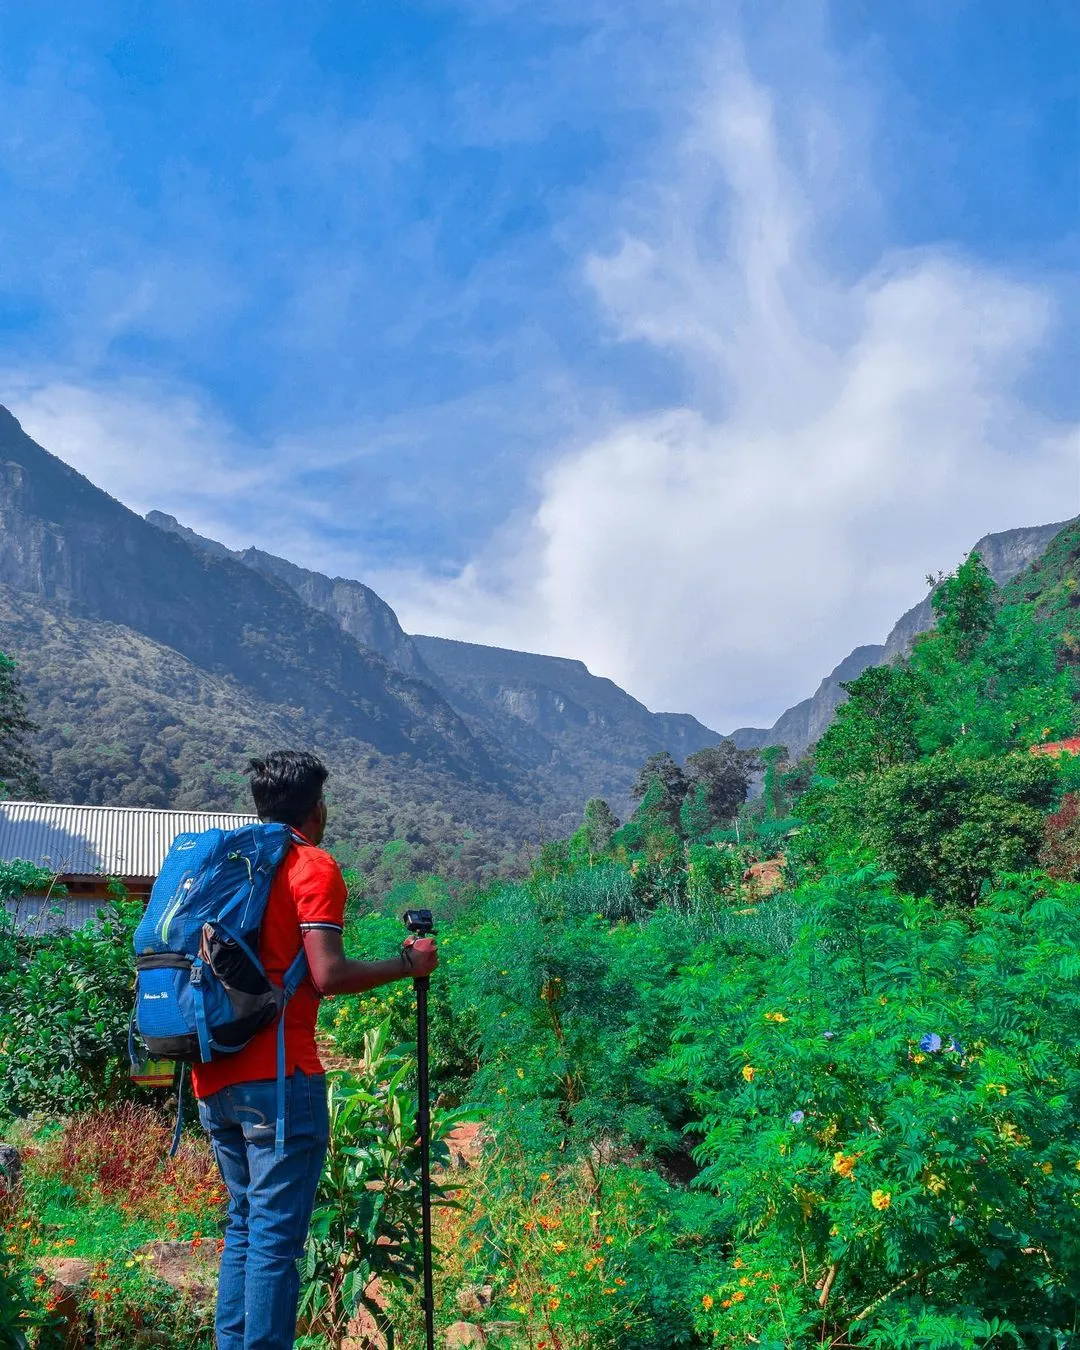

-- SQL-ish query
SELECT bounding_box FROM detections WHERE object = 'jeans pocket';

[230,1079,281,1144]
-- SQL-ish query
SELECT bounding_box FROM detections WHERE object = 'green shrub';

[667,865,1080,1345]
[0,901,141,1119]
[298,1020,469,1349]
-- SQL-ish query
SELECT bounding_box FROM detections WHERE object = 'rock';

[444,1323,486,1349]
[135,1240,217,1304]
[344,1299,389,1349]
[455,1283,494,1317]
[41,1258,94,1350]
[0,1143,22,1191]
[444,1123,486,1171]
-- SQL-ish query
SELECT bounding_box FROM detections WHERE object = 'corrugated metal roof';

[0,801,259,877]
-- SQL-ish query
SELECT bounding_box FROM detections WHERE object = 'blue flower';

[790,1110,805,1125]
[823,1031,836,1041]
[947,1038,963,1055]
[919,1033,943,1053]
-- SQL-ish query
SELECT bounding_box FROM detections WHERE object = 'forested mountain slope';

[0,406,721,851]
[145,510,723,819]
[412,635,721,818]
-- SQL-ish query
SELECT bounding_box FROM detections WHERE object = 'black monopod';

[402,907,437,1350]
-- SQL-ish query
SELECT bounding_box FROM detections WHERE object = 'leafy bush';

[0,901,141,1118]
[668,865,1080,1345]
[299,1020,468,1349]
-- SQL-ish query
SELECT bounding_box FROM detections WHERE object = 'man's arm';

[302,928,438,997]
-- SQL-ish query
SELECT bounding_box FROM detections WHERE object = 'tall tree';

[815,665,920,781]
[931,551,997,658]
[684,741,756,827]
[631,751,687,805]
[582,798,620,856]
[0,651,42,799]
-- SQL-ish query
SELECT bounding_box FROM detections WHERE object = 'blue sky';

[2,1,1077,729]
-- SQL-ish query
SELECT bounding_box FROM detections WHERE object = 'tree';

[931,551,997,657]
[582,798,620,856]
[814,664,920,781]
[684,741,756,827]
[860,751,1057,905]
[0,651,42,799]
[630,751,687,806]
[679,781,712,840]
[759,744,789,820]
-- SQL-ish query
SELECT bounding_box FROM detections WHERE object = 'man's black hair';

[248,750,329,829]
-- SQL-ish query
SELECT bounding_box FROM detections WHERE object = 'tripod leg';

[415,975,435,1350]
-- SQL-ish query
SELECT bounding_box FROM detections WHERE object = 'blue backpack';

[131,821,308,1155]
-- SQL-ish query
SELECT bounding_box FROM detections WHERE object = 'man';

[192,750,438,1350]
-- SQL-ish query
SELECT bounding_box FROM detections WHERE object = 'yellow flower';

[764,1012,788,1023]
[986,1082,1008,1096]
[701,1293,714,1310]
[871,1190,891,1210]
[738,1276,749,1287]
[516,1068,525,1079]
[912,1053,926,1064]
[553,1241,567,1254]
[832,1152,858,1179]
[539,1172,551,1182]
[548,1297,560,1311]
[1040,1162,1053,1174]
[603,1287,616,1296]
[924,1173,947,1196]
[605,1235,614,1245]
[742,1065,755,1082]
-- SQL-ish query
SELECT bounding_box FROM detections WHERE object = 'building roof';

[0,800,259,877]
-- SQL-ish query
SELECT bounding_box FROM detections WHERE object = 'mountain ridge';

[730,519,1072,757]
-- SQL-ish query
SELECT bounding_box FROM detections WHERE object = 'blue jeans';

[198,1072,330,1350]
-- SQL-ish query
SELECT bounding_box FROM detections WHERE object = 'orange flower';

[733,1258,745,1269]
[701,1294,714,1310]
[871,1190,891,1210]
[733,1291,746,1303]
[832,1152,858,1179]
[721,1298,732,1309]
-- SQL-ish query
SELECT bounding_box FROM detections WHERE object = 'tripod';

[403,908,437,1350]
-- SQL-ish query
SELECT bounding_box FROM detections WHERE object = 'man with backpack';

[186,750,438,1350]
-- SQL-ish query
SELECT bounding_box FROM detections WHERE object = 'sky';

[1,0,1077,731]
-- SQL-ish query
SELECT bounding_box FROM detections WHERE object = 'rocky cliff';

[0,408,493,779]
[412,635,722,817]
[146,512,430,679]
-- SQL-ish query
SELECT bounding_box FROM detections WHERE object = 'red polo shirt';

[191,832,347,1099]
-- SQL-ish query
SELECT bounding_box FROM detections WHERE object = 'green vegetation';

[0,650,41,800]
[2,525,1079,1346]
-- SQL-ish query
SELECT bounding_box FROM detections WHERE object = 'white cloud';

[3,34,1076,736]
[377,49,1080,730]
[2,375,267,531]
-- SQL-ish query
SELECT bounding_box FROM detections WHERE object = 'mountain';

[411,635,721,819]
[144,513,723,820]
[145,512,431,680]
[0,406,723,857]
[730,520,1072,758]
